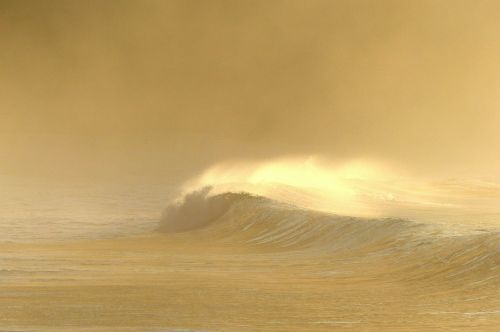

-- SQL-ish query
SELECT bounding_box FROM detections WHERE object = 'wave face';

[159,188,500,289]
[159,187,255,232]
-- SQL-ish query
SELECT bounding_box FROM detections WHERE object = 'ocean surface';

[0,177,174,242]
[0,173,499,331]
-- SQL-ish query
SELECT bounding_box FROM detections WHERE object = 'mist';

[1,0,499,183]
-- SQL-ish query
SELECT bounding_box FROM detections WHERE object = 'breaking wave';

[159,187,500,289]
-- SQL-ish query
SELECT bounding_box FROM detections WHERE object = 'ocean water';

[2,163,500,243]
[0,173,499,331]
[0,176,174,242]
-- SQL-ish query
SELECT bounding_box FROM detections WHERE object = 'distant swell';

[159,188,500,288]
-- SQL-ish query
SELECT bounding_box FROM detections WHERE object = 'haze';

[1,0,499,183]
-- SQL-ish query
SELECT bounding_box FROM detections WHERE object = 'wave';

[181,158,500,230]
[159,187,500,289]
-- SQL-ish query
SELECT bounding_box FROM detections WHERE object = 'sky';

[1,0,499,183]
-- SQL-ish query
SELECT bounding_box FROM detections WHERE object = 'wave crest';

[158,187,258,232]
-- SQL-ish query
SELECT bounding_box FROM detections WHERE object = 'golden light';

[182,157,404,217]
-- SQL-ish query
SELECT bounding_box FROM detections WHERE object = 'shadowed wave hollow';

[158,186,258,232]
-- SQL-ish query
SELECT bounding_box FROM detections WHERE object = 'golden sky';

[1,0,499,181]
